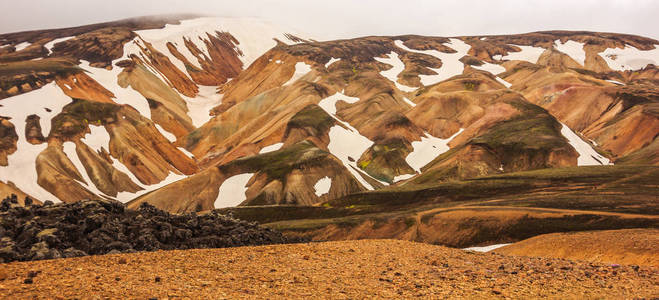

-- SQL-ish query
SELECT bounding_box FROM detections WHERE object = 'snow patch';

[599,44,659,71]
[81,125,111,153]
[495,77,513,88]
[283,62,312,86]
[13,42,31,52]
[318,92,388,189]
[473,62,506,75]
[394,38,471,86]
[393,173,415,183]
[554,40,586,66]
[0,83,72,202]
[44,36,74,55]
[79,60,152,119]
[215,173,254,208]
[313,176,332,197]
[155,124,176,143]
[406,129,464,173]
[135,17,308,72]
[179,85,223,128]
[325,57,340,68]
[560,123,611,166]
[62,142,108,198]
[259,143,284,154]
[498,45,546,64]
[463,243,511,252]
[327,125,374,190]
[318,91,360,115]
[402,97,417,107]
[111,157,187,203]
[605,79,625,85]
[374,52,418,92]
[177,147,195,159]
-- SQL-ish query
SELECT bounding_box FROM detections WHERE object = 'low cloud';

[1,0,657,40]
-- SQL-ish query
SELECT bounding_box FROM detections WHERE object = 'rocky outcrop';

[0,198,291,262]
[0,118,18,166]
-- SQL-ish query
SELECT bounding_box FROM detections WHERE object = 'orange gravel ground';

[0,240,657,299]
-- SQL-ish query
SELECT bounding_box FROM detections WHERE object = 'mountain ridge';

[0,15,657,219]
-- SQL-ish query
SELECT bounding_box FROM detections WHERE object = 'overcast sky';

[1,0,658,40]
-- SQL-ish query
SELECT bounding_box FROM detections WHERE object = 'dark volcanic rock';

[0,195,293,263]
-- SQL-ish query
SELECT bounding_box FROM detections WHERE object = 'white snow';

[406,129,464,173]
[313,176,332,197]
[469,60,511,88]
[394,38,471,86]
[473,62,506,75]
[325,57,340,68]
[177,147,195,159]
[554,40,586,66]
[560,123,611,166]
[155,124,176,142]
[374,52,417,92]
[81,125,111,153]
[44,36,74,55]
[259,142,284,154]
[283,62,312,86]
[13,42,31,52]
[605,79,625,85]
[598,44,659,71]
[318,91,361,115]
[0,83,72,202]
[393,173,415,183]
[498,45,546,64]
[327,125,375,190]
[318,92,388,190]
[79,60,152,119]
[495,77,513,88]
[214,173,254,208]
[402,97,417,107]
[110,155,187,203]
[463,243,511,252]
[62,142,109,198]
[134,17,307,72]
[180,85,223,128]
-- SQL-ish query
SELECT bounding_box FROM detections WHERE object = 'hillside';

[1,240,657,299]
[1,15,658,210]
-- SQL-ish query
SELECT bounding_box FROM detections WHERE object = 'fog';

[1,0,658,40]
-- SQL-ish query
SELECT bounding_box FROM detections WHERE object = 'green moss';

[0,59,81,77]
[222,141,330,184]
[50,98,120,137]
[286,104,335,136]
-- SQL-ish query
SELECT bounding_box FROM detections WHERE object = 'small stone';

[23,278,33,284]
[492,289,502,295]
[27,270,39,278]
[302,255,310,260]
[155,277,161,283]
[115,277,121,281]
[118,258,127,264]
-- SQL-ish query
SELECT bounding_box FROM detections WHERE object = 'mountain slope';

[1,17,658,213]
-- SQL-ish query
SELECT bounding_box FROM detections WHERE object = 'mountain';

[1,15,658,230]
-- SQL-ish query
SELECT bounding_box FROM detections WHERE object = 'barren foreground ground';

[497,229,659,266]
[0,240,657,299]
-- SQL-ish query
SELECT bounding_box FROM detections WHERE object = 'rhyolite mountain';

[1,15,658,217]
